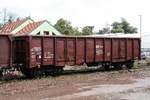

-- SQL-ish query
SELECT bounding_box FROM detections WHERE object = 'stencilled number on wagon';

[96,45,103,55]
[44,52,54,59]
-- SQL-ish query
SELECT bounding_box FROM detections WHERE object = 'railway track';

[1,64,149,84]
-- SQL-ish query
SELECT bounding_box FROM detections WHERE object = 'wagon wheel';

[126,61,134,69]
[56,67,64,73]
[113,63,122,70]
[50,67,64,76]
[104,64,110,71]
[0,69,3,78]
[20,67,32,78]
[32,68,44,78]
[121,64,128,70]
[20,67,27,75]
[20,67,44,78]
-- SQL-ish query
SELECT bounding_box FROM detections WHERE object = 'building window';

[52,32,55,35]
[37,32,40,35]
[44,31,49,35]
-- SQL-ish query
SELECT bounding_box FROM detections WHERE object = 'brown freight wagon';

[14,35,141,77]
[0,34,13,76]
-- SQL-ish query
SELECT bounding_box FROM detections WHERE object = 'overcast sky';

[0,0,150,48]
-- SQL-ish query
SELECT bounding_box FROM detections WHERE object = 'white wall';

[30,21,61,35]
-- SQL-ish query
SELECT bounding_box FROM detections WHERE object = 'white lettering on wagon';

[31,47,41,59]
[44,52,54,59]
[96,45,103,55]
[31,47,54,59]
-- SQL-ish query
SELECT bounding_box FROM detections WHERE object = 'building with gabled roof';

[0,18,33,34]
[0,18,61,36]
[16,20,61,36]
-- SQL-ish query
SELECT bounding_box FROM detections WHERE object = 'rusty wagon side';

[0,34,13,76]
[14,35,141,77]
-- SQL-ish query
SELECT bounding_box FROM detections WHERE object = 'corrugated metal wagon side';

[14,36,61,77]
[0,34,13,76]
[14,35,141,77]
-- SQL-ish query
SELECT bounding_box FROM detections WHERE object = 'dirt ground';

[0,64,150,100]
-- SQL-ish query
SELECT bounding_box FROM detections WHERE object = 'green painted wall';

[30,21,61,35]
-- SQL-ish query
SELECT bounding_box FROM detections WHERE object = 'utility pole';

[3,8,7,24]
[138,15,142,53]
[139,15,142,38]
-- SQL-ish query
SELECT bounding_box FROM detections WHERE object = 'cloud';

[0,0,150,47]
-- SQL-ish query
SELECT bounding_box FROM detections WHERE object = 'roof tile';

[16,20,45,35]
[0,18,28,34]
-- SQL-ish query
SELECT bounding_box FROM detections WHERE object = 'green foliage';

[98,26,111,34]
[82,26,94,35]
[54,18,80,35]
[73,27,81,35]
[111,22,124,33]
[111,18,137,33]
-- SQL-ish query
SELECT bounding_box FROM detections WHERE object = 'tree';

[98,24,111,34]
[54,18,80,35]
[73,27,81,35]
[0,8,18,26]
[121,18,137,33]
[111,22,124,33]
[111,18,137,33]
[82,26,94,35]
[98,27,110,34]
[7,12,17,23]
